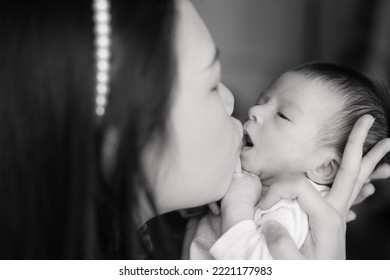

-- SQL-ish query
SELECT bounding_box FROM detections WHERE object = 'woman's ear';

[307,154,341,185]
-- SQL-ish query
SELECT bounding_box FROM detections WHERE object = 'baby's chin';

[240,158,280,186]
[240,156,262,176]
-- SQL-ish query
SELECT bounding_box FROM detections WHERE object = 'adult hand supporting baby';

[352,151,390,205]
[259,115,390,259]
[346,151,390,221]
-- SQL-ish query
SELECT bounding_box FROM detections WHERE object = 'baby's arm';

[220,171,262,234]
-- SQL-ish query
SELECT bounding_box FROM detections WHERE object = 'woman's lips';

[231,117,243,153]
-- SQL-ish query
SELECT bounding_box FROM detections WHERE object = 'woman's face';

[144,0,243,213]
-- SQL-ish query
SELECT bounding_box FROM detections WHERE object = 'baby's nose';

[218,83,234,116]
[248,105,264,123]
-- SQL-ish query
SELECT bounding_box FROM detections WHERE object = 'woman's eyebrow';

[204,47,220,71]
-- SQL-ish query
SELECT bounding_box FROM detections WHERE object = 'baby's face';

[241,72,341,185]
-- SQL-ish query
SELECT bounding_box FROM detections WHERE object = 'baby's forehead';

[265,72,337,101]
[271,71,325,90]
[270,72,342,119]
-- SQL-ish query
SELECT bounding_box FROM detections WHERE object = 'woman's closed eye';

[277,112,291,121]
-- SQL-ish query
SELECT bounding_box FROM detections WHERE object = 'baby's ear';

[307,153,341,185]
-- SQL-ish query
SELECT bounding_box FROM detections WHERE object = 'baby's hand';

[222,171,262,208]
[220,171,262,234]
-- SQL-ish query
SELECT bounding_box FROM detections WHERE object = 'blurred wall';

[193,0,388,120]
[193,0,390,260]
[193,0,306,121]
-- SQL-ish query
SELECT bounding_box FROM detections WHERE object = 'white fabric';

[187,180,329,259]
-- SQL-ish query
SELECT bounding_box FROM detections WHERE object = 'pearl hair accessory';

[93,0,111,117]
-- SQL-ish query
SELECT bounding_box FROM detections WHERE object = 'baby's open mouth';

[243,131,254,147]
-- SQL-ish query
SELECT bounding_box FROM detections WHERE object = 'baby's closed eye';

[277,112,290,121]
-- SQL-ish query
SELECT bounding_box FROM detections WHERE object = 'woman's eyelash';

[277,112,290,121]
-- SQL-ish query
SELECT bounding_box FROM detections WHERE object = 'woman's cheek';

[195,108,242,198]
[151,89,243,211]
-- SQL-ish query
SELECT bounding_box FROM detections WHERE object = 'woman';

[0,0,389,259]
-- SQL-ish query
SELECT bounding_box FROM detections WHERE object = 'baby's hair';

[291,62,390,166]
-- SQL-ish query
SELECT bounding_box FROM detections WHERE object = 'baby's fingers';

[259,178,329,221]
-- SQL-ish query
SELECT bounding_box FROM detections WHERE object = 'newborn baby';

[185,62,390,259]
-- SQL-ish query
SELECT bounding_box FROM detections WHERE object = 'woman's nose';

[218,83,235,116]
[248,105,264,123]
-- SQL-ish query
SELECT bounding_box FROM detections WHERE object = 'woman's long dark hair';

[0,0,176,259]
